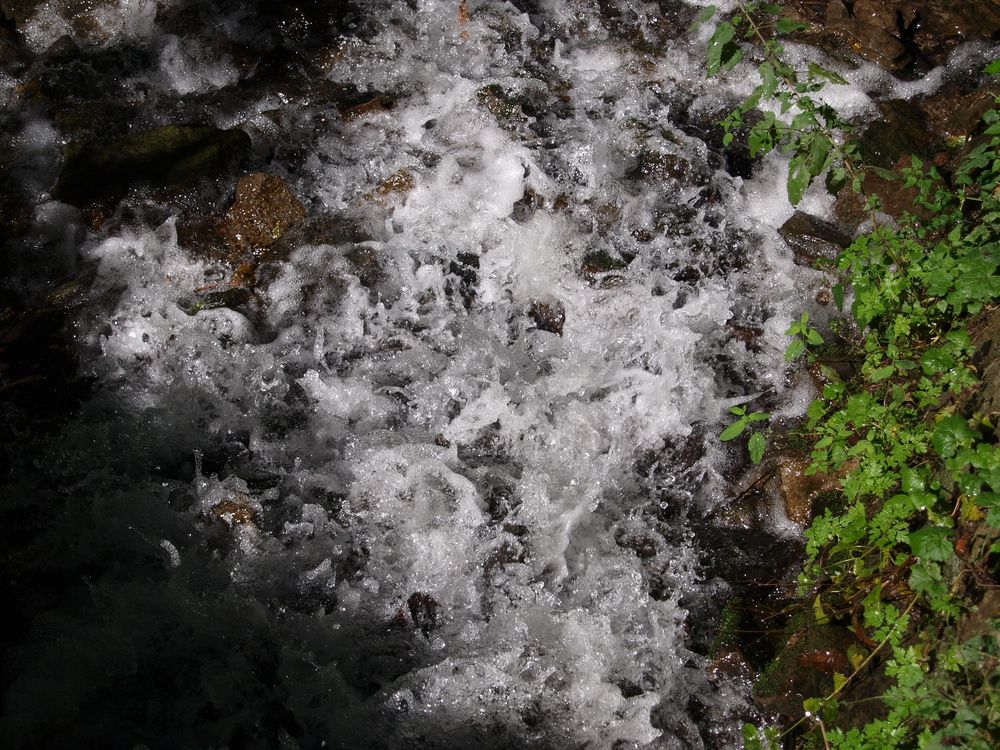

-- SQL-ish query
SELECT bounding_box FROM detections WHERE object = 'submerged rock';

[52,124,251,208]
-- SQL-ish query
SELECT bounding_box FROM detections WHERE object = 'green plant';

[721,404,770,464]
[697,5,1000,748]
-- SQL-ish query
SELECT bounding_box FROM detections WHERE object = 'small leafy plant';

[721,404,770,464]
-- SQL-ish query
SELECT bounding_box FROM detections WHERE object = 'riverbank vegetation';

[698,3,1000,747]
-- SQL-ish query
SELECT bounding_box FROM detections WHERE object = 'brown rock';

[825,1,906,69]
[528,299,565,336]
[777,454,843,526]
[778,211,853,268]
[220,172,306,256]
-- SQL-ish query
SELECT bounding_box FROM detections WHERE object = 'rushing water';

[5,1,982,748]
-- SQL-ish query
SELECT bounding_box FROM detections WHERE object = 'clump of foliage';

[696,2,1000,748]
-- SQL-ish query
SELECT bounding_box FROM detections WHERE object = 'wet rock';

[856,99,941,170]
[485,477,518,521]
[406,592,439,637]
[776,455,844,527]
[447,252,479,309]
[778,211,852,268]
[52,100,133,143]
[754,622,856,720]
[477,84,526,124]
[774,2,1000,79]
[579,249,630,285]
[344,245,382,288]
[209,496,260,528]
[969,307,1000,423]
[715,452,844,529]
[457,420,507,467]
[0,0,41,29]
[528,299,565,336]
[916,81,1000,142]
[53,125,251,209]
[824,0,909,71]
[510,186,544,223]
[628,150,693,184]
[219,172,306,256]
[368,168,415,202]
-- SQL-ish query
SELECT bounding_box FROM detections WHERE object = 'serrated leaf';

[706,21,736,76]
[909,526,954,562]
[868,364,894,382]
[748,431,767,464]
[806,328,824,346]
[787,154,812,205]
[909,559,948,598]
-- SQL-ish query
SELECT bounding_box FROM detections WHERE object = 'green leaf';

[706,21,736,76]
[909,559,948,598]
[775,17,808,35]
[932,416,976,458]
[985,58,1000,76]
[721,418,748,441]
[807,61,849,85]
[832,671,848,692]
[688,4,718,33]
[813,594,830,624]
[749,431,767,464]
[909,526,954,562]
[787,154,812,205]
[785,338,806,361]
[806,328,824,346]
[832,283,845,311]
[868,365,894,382]
[901,467,925,494]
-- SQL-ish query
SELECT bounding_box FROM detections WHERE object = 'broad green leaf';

[748,431,767,464]
[932,416,976,457]
[909,559,948,598]
[785,338,806,361]
[985,58,1000,76]
[806,328,824,346]
[720,418,748,441]
[909,526,954,562]
[901,467,925,494]
[813,594,830,624]
[868,365,894,382]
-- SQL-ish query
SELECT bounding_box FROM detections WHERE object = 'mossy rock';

[754,621,855,719]
[53,125,251,208]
